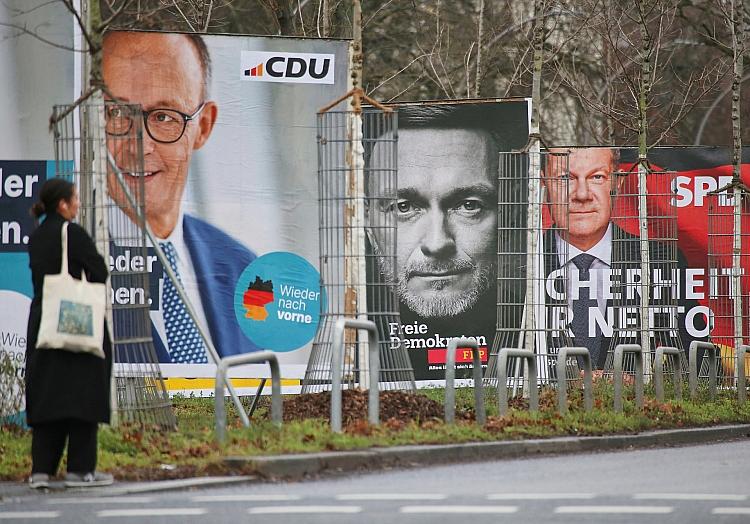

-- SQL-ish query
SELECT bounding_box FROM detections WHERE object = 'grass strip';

[1,384,748,481]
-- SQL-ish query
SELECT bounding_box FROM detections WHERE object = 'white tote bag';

[36,222,106,359]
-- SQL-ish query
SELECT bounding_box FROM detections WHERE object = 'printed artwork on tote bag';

[36,222,106,358]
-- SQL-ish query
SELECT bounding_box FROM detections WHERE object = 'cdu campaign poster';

[0,21,350,400]
[101,31,350,389]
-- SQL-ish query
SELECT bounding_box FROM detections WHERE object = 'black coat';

[25,211,112,426]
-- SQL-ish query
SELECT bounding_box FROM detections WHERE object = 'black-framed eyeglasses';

[105,102,206,144]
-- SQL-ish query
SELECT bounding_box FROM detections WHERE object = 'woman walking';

[25,178,113,489]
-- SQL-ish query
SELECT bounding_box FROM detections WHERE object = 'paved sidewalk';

[2,424,748,498]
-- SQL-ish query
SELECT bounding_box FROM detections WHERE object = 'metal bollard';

[738,345,750,403]
[444,337,486,425]
[613,344,644,413]
[215,351,282,443]
[556,347,593,415]
[689,341,719,400]
[330,318,380,433]
[496,348,538,416]
[654,346,683,402]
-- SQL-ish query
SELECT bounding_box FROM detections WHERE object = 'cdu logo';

[247,63,264,77]
[241,51,335,84]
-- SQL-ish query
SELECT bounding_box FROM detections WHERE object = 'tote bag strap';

[60,221,89,282]
[60,221,69,276]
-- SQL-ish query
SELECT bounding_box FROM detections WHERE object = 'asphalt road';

[2,439,749,523]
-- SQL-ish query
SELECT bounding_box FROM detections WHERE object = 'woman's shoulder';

[28,214,63,241]
[66,221,88,236]
[65,221,94,241]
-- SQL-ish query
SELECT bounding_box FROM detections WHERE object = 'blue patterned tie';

[160,241,208,363]
[571,253,600,365]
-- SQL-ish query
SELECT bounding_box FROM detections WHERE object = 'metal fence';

[52,102,175,428]
[707,182,750,386]
[485,150,580,395]
[302,108,415,392]
[602,167,687,380]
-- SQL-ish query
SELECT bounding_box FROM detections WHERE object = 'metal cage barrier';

[302,107,415,393]
[52,103,175,428]
[485,150,576,399]
[215,351,282,443]
[603,168,687,383]
[613,344,644,412]
[556,347,593,415]
[706,185,750,388]
[654,346,683,402]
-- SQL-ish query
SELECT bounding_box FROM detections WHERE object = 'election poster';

[102,31,350,389]
[372,99,530,382]
[379,136,750,382]
[0,24,351,401]
[0,1,75,420]
[626,147,750,375]
[516,146,715,372]
[534,146,749,375]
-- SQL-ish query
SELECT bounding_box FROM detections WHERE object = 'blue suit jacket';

[149,215,261,362]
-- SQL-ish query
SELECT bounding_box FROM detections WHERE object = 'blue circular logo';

[234,252,323,352]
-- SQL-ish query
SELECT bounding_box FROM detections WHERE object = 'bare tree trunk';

[276,0,296,35]
[521,0,546,396]
[730,0,745,383]
[474,0,485,97]
[730,0,744,182]
[200,0,214,32]
[636,0,652,379]
[320,0,330,37]
[343,0,368,386]
[602,10,614,144]
[352,0,363,93]
[81,0,118,424]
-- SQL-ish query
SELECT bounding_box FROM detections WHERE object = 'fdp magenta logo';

[241,51,335,84]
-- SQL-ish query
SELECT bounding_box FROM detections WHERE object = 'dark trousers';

[31,419,98,475]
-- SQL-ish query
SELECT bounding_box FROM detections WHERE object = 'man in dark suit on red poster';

[541,147,706,369]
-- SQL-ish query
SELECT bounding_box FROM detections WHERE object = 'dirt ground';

[281,389,471,427]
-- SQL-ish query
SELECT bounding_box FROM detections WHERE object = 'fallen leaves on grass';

[282,389,451,426]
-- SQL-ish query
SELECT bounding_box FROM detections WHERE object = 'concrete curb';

[93,476,256,495]
[3,425,747,497]
[226,424,750,479]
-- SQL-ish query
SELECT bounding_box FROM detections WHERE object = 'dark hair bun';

[30,202,46,218]
[30,178,75,220]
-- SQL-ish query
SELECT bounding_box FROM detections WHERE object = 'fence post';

[613,344,644,413]
[331,318,380,432]
[444,337,486,424]
[689,341,719,400]
[497,348,538,416]
[654,346,682,402]
[214,351,282,443]
[556,347,593,415]
[738,345,750,403]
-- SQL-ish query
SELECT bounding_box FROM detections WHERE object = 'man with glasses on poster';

[103,31,259,363]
